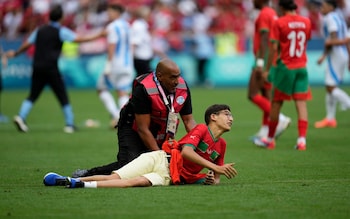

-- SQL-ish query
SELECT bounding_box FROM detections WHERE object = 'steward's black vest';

[33,24,63,70]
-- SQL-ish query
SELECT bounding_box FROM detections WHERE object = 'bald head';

[155,59,181,93]
[156,59,179,76]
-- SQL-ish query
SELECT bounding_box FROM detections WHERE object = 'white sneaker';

[249,126,268,141]
[13,115,28,132]
[63,125,76,134]
[275,116,291,138]
[255,126,268,138]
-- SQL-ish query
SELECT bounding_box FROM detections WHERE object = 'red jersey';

[253,6,278,56]
[178,124,227,184]
[270,14,311,69]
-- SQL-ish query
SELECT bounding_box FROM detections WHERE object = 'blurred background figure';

[191,1,215,86]
[314,0,350,129]
[2,1,23,40]
[0,41,8,123]
[95,3,133,128]
[129,4,154,76]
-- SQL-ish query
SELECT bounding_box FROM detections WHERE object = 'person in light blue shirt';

[7,4,102,133]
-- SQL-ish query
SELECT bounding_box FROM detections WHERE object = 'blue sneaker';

[43,172,68,186]
[65,177,84,188]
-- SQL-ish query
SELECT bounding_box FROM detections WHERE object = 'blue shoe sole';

[43,172,67,186]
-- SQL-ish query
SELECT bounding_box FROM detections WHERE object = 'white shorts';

[96,69,133,91]
[113,151,171,186]
[325,54,348,86]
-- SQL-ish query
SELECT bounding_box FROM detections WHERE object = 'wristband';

[256,58,264,68]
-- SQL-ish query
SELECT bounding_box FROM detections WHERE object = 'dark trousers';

[197,58,208,84]
[28,67,69,106]
[86,124,150,175]
[134,58,152,77]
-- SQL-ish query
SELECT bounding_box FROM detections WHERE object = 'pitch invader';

[248,0,291,140]
[254,0,312,150]
[314,0,350,128]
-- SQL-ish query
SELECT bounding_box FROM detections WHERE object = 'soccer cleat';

[314,118,337,128]
[295,142,306,151]
[254,126,268,138]
[249,126,268,141]
[253,137,275,149]
[13,115,28,132]
[275,116,291,138]
[43,172,68,186]
[65,177,84,188]
[13,116,29,132]
[72,169,89,178]
[63,125,77,133]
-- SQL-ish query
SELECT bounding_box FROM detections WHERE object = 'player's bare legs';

[315,85,350,128]
[248,68,271,138]
[78,173,152,188]
[248,69,290,139]
[93,176,151,188]
[98,88,120,128]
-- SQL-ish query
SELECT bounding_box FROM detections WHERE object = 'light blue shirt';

[27,22,77,44]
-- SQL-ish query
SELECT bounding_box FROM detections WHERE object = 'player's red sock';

[268,120,278,138]
[251,94,271,114]
[263,112,270,126]
[298,120,308,137]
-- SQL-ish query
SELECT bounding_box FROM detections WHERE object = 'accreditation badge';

[166,112,178,136]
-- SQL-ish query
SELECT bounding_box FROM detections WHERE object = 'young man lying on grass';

[43,104,237,188]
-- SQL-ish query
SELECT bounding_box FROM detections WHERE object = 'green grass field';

[0,87,349,219]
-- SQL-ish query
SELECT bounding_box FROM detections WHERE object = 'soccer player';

[314,0,350,128]
[95,4,134,128]
[43,104,237,188]
[248,0,291,139]
[254,0,312,150]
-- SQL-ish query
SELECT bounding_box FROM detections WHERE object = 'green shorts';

[267,66,276,83]
[272,61,311,101]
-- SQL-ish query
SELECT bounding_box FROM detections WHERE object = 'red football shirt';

[178,124,227,183]
[253,6,278,56]
[270,14,311,69]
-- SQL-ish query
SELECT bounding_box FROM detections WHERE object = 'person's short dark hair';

[108,3,125,13]
[49,5,63,22]
[204,104,231,125]
[324,0,337,8]
[279,0,298,10]
[308,0,322,7]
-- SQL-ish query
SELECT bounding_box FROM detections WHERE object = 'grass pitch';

[0,86,349,219]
